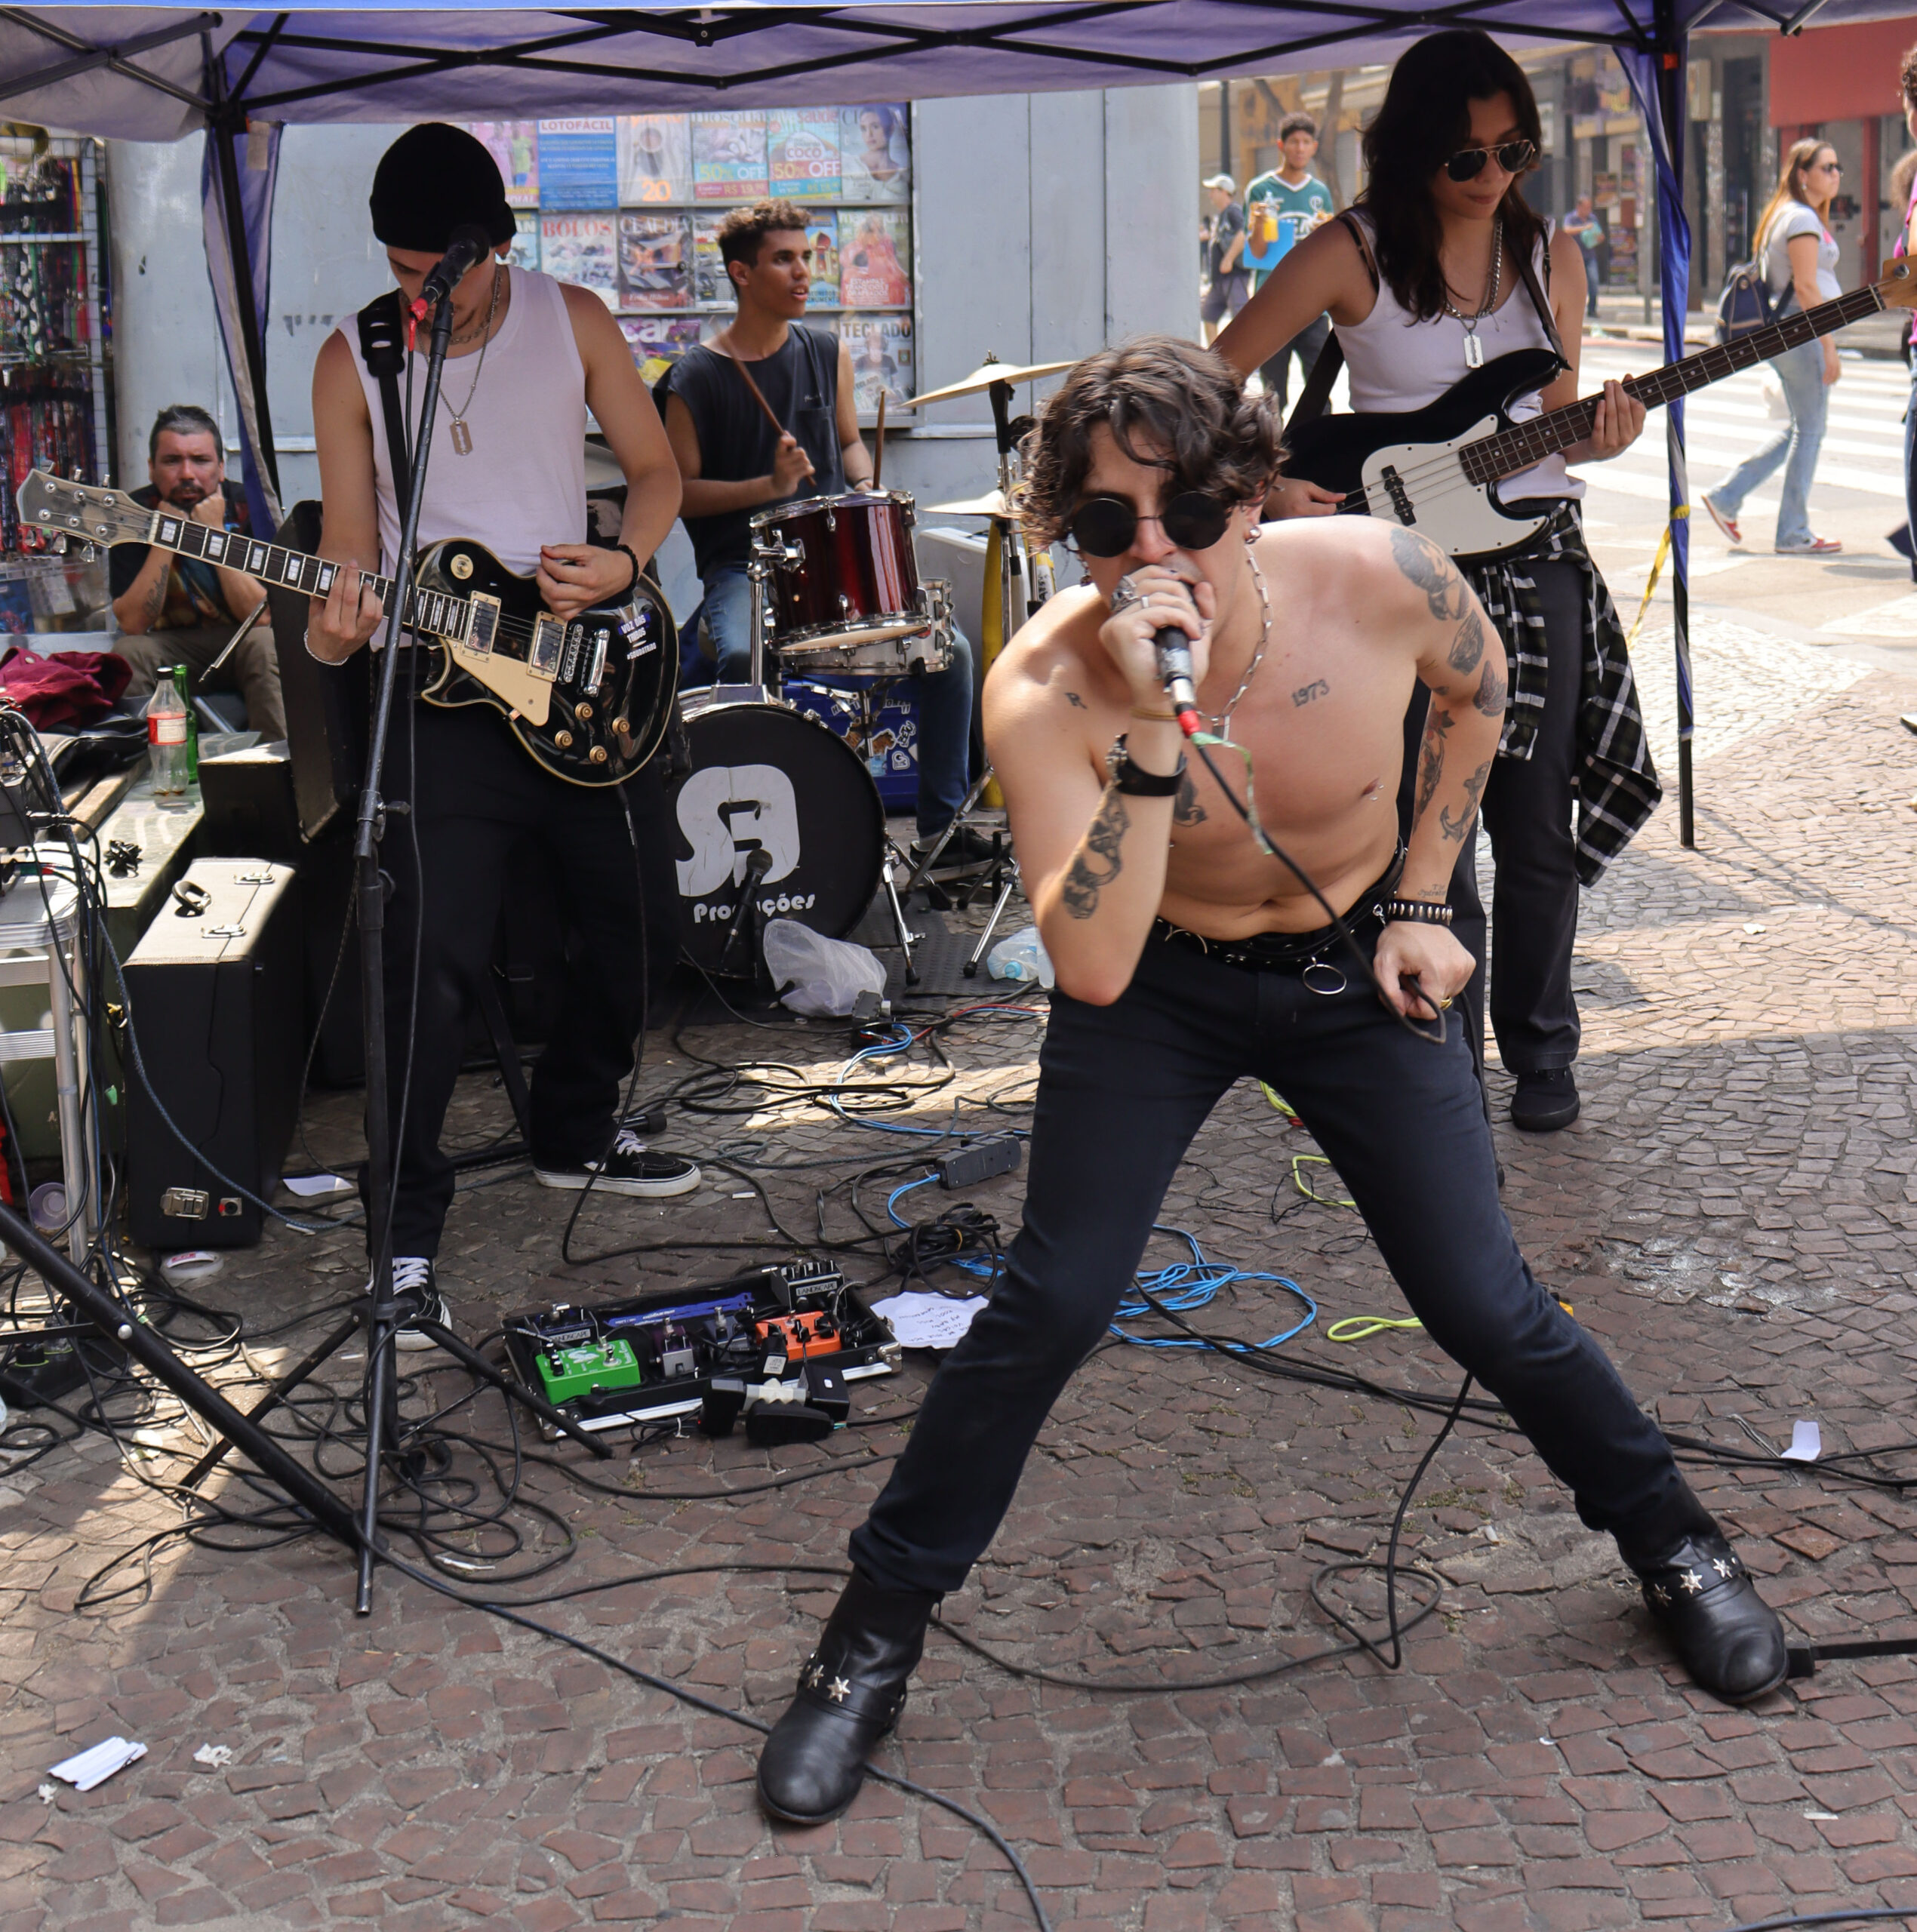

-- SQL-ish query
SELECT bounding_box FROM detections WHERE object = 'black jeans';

[367,702,658,1259]
[849,918,1694,1597]
[1260,312,1331,412]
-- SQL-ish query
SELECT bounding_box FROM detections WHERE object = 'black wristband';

[1383,897,1454,928]
[1106,732,1185,797]
[614,543,642,599]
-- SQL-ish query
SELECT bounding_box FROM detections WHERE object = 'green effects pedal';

[535,1337,645,1404]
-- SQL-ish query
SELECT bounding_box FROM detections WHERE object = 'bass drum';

[667,699,886,974]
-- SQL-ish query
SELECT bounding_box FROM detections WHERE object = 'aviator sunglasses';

[1444,138,1537,182]
[1067,491,1234,558]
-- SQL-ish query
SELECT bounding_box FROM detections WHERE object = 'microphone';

[1153,623,1201,732]
[414,224,494,315]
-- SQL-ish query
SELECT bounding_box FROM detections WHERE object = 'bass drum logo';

[674,762,802,898]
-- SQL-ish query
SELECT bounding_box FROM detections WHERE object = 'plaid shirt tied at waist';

[1462,500,1661,886]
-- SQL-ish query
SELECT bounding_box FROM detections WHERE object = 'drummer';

[662,202,986,863]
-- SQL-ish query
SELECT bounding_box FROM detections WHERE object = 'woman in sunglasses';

[1217,29,1653,1140]
[752,336,1785,1832]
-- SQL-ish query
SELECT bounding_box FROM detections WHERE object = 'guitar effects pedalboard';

[500,1260,900,1442]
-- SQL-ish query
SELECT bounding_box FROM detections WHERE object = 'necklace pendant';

[449,417,473,456]
[1463,332,1484,370]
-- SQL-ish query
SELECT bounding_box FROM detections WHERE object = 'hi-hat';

[925,488,1014,518]
[907,355,1073,409]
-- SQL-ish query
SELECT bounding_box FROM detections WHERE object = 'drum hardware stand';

[962,851,1023,979]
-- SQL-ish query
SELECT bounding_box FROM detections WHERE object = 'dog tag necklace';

[1440,216,1501,369]
[440,265,502,456]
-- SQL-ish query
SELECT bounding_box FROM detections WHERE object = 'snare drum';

[751,489,922,652]
[779,579,955,678]
[666,696,886,974]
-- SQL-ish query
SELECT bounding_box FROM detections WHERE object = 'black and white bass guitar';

[1282,260,1917,562]
[17,469,677,787]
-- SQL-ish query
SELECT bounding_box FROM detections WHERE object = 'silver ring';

[1111,575,1141,613]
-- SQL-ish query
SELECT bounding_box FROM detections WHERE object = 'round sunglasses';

[1444,138,1537,183]
[1067,491,1234,558]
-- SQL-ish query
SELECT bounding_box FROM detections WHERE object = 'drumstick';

[727,349,785,438]
[872,391,886,491]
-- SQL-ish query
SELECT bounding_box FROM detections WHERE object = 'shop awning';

[2,2,1912,137]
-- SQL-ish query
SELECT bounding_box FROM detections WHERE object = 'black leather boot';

[1626,1527,1788,1706]
[756,1570,937,1825]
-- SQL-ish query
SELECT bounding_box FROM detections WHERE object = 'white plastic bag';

[986,924,1054,988]
[762,918,888,1017]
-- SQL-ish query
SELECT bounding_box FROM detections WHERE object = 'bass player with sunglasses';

[1218,29,1652,1137]
[751,334,1786,1829]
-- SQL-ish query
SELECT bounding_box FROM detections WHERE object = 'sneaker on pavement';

[1510,1066,1580,1132]
[1700,496,1740,545]
[910,825,1002,869]
[382,1255,448,1352]
[534,1128,701,1197]
[1774,534,1841,555]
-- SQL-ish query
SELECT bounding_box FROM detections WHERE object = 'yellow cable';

[1327,1315,1423,1342]
[1291,1153,1353,1208]
[1624,503,1690,651]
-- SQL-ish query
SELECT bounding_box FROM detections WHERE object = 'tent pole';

[203,38,281,507]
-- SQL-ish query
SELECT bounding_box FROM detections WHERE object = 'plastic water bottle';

[986,925,1054,989]
[146,670,191,799]
[171,663,198,785]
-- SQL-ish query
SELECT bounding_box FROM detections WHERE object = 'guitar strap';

[1512,223,1571,374]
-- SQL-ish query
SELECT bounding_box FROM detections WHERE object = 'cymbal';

[924,488,1014,518]
[906,355,1073,409]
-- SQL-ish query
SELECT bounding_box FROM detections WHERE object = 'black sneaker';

[385,1255,448,1353]
[1510,1066,1580,1132]
[910,825,1003,869]
[534,1128,701,1198]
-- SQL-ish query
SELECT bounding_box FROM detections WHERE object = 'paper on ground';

[869,1291,987,1350]
[283,1173,352,1198]
[49,1737,146,1791]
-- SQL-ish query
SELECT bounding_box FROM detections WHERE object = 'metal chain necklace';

[1206,546,1273,735]
[1439,215,1502,370]
[438,265,502,456]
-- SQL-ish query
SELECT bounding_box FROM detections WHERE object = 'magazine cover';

[508,211,540,273]
[840,314,913,414]
[620,316,706,387]
[693,111,768,199]
[768,109,840,198]
[468,122,539,207]
[804,218,839,308]
[540,213,618,306]
[617,212,691,311]
[537,118,617,208]
[838,105,909,202]
[618,115,691,205]
[691,214,731,308]
[838,208,910,308]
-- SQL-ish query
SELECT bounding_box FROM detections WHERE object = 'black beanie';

[369,123,516,254]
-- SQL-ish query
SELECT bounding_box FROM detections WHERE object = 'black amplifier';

[125,860,304,1250]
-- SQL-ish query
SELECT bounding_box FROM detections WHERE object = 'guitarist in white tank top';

[1220,29,1651,1137]
[305,124,699,1340]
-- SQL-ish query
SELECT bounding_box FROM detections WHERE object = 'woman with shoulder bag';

[1700,140,1845,556]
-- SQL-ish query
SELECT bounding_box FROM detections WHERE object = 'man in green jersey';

[1244,112,1337,409]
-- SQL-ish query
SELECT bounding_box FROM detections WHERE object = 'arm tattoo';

[1389,527,1469,622]
[1473,656,1507,718]
[1173,768,1208,827]
[1063,690,1086,709]
[1447,608,1485,675]
[1060,787,1129,920]
[1413,705,1451,826]
[143,568,167,621]
[1439,758,1491,843]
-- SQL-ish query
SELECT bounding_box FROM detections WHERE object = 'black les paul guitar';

[17,469,677,786]
[1282,260,1917,562]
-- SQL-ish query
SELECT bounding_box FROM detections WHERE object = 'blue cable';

[1110,1226,1315,1352]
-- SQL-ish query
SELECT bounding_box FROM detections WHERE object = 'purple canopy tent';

[0,0,1909,838]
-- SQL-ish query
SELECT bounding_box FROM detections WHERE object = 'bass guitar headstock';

[1879,259,1917,311]
[16,469,152,552]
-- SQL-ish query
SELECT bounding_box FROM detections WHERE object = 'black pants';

[1260,312,1331,411]
[848,918,1695,1598]
[367,703,659,1259]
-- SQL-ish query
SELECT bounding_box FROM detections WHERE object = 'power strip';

[936,1135,1023,1191]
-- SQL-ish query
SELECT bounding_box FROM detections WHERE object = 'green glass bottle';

[170,663,198,786]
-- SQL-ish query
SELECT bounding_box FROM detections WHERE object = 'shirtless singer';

[754,337,1785,1827]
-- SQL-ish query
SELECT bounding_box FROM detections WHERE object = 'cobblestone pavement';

[5,664,1917,1928]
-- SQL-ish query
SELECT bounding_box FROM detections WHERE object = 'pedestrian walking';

[1701,139,1847,556]
[1563,194,1605,317]
[1891,51,1917,580]
[1244,113,1337,406]
[1200,174,1250,344]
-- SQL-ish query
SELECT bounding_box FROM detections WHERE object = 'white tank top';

[344,266,589,577]
[1337,214,1580,503]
